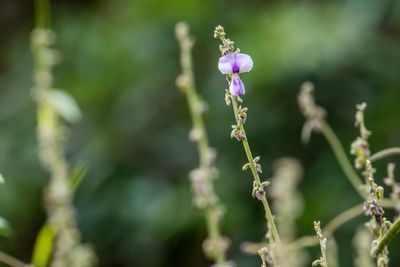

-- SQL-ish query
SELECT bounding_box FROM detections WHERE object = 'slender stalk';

[286,236,318,251]
[287,200,396,250]
[324,203,363,236]
[287,204,363,250]
[176,22,227,265]
[35,0,50,28]
[32,1,95,266]
[371,218,400,256]
[231,97,281,245]
[319,121,365,198]
[298,85,364,198]
[213,25,280,246]
[0,251,28,267]
[370,147,400,163]
[205,208,225,264]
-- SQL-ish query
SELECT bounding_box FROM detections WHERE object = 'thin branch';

[0,251,29,267]
[231,96,281,245]
[370,147,400,163]
[287,200,396,250]
[319,121,365,198]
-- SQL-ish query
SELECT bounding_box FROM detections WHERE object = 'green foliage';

[48,90,82,123]
[70,162,90,191]
[32,224,55,267]
[0,217,11,238]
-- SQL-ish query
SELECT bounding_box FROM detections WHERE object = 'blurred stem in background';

[298,82,364,198]
[175,22,230,266]
[353,225,375,267]
[266,158,307,267]
[31,0,96,266]
[318,121,364,198]
[0,251,29,267]
[370,147,400,163]
[299,83,400,265]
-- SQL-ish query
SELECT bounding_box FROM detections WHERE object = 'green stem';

[176,23,227,265]
[324,204,363,236]
[35,0,51,28]
[288,204,363,250]
[205,208,225,264]
[184,76,209,167]
[319,121,365,198]
[231,96,281,245]
[371,218,400,256]
[370,147,400,163]
[32,1,96,265]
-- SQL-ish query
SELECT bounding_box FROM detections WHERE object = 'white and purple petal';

[218,54,236,74]
[229,74,245,96]
[235,53,253,73]
[218,53,253,74]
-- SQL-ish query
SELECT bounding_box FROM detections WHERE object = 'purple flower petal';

[218,54,235,74]
[235,53,253,73]
[230,74,245,96]
[218,53,253,75]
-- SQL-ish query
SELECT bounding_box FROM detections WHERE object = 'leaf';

[48,90,82,123]
[0,217,11,237]
[70,162,90,191]
[32,224,55,267]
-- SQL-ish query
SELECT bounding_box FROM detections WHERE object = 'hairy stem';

[371,218,400,256]
[319,121,365,198]
[370,147,400,163]
[231,96,281,245]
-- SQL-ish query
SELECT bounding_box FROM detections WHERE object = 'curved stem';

[323,203,363,236]
[0,251,28,267]
[319,121,365,198]
[244,198,397,254]
[370,147,400,163]
[286,236,319,250]
[287,204,363,250]
[231,97,281,245]
[371,218,400,256]
[287,200,396,250]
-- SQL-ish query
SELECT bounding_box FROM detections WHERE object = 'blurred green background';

[0,0,400,266]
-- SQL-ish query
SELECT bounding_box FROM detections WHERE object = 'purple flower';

[218,53,253,96]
